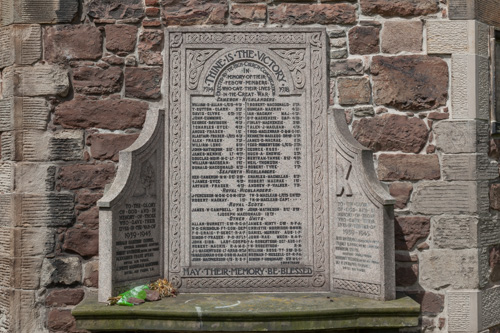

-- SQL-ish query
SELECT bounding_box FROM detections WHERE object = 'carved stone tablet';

[98,27,395,302]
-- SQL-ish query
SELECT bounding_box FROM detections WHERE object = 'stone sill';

[73,292,420,332]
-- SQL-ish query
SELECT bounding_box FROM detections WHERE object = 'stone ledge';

[73,293,419,332]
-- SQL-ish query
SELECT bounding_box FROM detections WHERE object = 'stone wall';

[0,0,499,332]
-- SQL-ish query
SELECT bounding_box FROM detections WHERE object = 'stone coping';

[73,292,420,332]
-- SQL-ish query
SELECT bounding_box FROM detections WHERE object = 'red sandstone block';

[163,0,227,26]
[348,26,380,55]
[230,4,266,25]
[77,206,99,230]
[125,67,163,99]
[55,95,148,130]
[146,7,161,16]
[73,66,123,95]
[46,289,85,307]
[44,25,102,63]
[360,0,439,17]
[377,154,440,181]
[47,309,77,332]
[396,264,418,287]
[142,20,162,27]
[337,77,371,105]
[389,182,413,209]
[146,0,159,5]
[87,132,139,161]
[105,25,138,54]
[139,30,164,66]
[63,228,99,257]
[58,164,115,190]
[395,216,430,250]
[269,3,357,25]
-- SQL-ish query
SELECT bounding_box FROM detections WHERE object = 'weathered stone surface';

[427,111,449,120]
[371,56,449,111]
[16,164,55,193]
[337,77,371,105]
[41,257,82,287]
[420,249,478,289]
[427,21,489,57]
[105,25,138,54]
[230,4,266,25]
[19,194,75,228]
[77,206,99,230]
[330,59,364,77]
[0,25,41,69]
[396,264,418,287]
[47,309,78,332]
[434,120,489,154]
[433,215,478,249]
[377,154,440,181]
[3,66,69,98]
[162,0,227,25]
[389,182,412,209]
[412,181,487,215]
[269,4,357,25]
[63,228,99,257]
[44,25,103,63]
[145,290,161,301]
[360,0,439,17]
[46,289,84,307]
[348,26,379,55]
[76,191,103,211]
[55,96,148,130]
[442,154,497,181]
[0,0,78,25]
[351,106,374,117]
[352,114,428,153]
[125,67,162,99]
[88,0,145,19]
[381,21,422,53]
[394,216,430,250]
[87,133,139,161]
[73,66,123,95]
[138,30,164,66]
[58,164,115,190]
[83,261,99,287]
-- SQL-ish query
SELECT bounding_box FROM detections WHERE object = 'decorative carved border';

[273,49,306,89]
[333,278,381,296]
[185,33,306,45]
[185,277,310,289]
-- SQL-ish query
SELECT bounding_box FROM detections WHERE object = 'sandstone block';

[330,59,364,77]
[63,228,98,257]
[490,245,500,282]
[434,120,489,154]
[46,288,84,307]
[269,3,357,25]
[55,96,148,130]
[76,191,103,211]
[352,114,428,153]
[360,0,439,17]
[44,25,103,63]
[83,260,99,287]
[389,182,412,209]
[371,55,448,111]
[421,249,478,289]
[0,25,41,69]
[162,0,227,25]
[0,256,43,289]
[0,163,14,192]
[432,215,478,249]
[351,106,374,117]
[105,25,138,54]
[87,133,139,161]
[230,4,266,25]
[479,219,500,248]
[16,163,55,193]
[337,77,371,105]
[490,183,500,210]
[58,163,115,190]
[41,257,82,287]
[377,154,440,181]
[2,130,84,162]
[77,206,99,229]
[381,21,422,54]
[125,67,162,99]
[47,309,77,332]
[426,111,449,120]
[451,55,490,120]
[394,216,430,250]
[442,154,497,181]
[20,194,74,227]
[88,0,145,20]
[348,26,379,55]
[0,0,78,25]
[427,20,489,57]
[3,66,69,98]
[19,228,55,256]
[411,181,486,215]
[138,30,164,66]
[73,66,123,95]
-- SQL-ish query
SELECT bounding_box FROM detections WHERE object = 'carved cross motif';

[336,157,353,197]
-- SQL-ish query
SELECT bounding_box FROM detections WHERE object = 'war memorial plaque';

[98,28,395,302]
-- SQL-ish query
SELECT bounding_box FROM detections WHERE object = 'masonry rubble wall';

[1,0,500,332]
